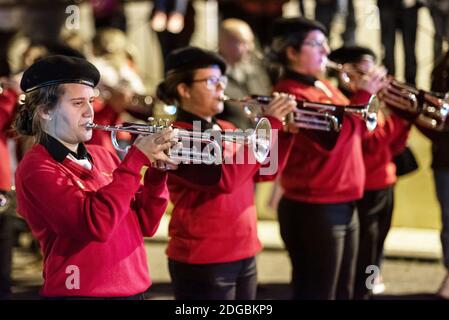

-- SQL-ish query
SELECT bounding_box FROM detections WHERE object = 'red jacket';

[15,144,168,297]
[362,110,411,190]
[274,77,372,203]
[0,89,18,191]
[166,115,293,264]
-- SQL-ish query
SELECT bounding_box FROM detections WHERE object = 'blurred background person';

[377,0,423,85]
[216,18,272,130]
[314,0,357,46]
[218,0,289,50]
[150,0,195,64]
[89,27,151,156]
[90,0,127,32]
[425,0,449,67]
[0,30,20,300]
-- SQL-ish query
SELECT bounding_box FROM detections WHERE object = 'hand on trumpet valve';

[378,85,418,115]
[134,127,181,170]
[353,66,390,95]
[263,92,297,124]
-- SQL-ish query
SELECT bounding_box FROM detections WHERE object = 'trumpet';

[86,117,272,164]
[327,60,449,131]
[223,94,379,132]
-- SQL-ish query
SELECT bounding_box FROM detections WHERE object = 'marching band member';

[156,46,296,300]
[13,55,178,299]
[328,46,412,299]
[267,17,388,300]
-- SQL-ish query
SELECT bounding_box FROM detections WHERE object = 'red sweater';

[0,89,18,191]
[15,144,168,297]
[274,77,372,203]
[166,116,293,264]
[362,110,411,190]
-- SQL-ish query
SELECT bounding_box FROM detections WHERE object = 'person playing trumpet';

[328,46,412,300]
[13,55,178,299]
[156,46,296,300]
[267,17,389,300]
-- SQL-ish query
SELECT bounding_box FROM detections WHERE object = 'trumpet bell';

[251,117,271,163]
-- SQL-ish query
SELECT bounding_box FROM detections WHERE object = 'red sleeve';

[17,146,151,242]
[362,111,409,153]
[133,167,169,237]
[349,90,373,105]
[0,89,18,130]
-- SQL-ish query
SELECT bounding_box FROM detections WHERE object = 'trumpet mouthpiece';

[219,95,230,102]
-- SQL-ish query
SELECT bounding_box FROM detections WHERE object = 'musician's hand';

[354,66,389,95]
[263,92,297,123]
[134,127,180,169]
[378,85,417,114]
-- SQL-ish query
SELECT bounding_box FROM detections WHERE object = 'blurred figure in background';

[425,0,449,66]
[314,0,357,46]
[422,50,449,299]
[217,18,272,130]
[89,28,149,156]
[150,0,195,64]
[90,0,127,32]
[0,30,20,300]
[218,0,289,50]
[377,0,423,85]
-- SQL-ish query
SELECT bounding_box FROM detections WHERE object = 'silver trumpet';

[327,60,449,131]
[86,117,272,164]
[223,94,379,132]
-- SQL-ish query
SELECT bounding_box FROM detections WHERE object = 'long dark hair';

[156,69,195,106]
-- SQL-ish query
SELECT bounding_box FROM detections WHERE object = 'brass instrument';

[86,117,272,164]
[223,94,379,132]
[327,60,449,131]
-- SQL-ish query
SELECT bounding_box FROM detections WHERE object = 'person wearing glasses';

[156,46,296,300]
[13,55,178,299]
[267,17,388,300]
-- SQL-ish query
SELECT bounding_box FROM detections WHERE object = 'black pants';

[0,213,14,299]
[354,187,394,300]
[429,5,449,65]
[278,198,359,300]
[378,3,418,84]
[315,0,356,45]
[168,257,257,300]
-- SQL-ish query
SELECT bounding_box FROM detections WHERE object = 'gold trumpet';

[223,94,379,132]
[86,117,272,164]
[327,60,449,131]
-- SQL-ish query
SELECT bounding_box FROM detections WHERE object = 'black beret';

[20,55,100,93]
[164,46,227,75]
[328,46,377,64]
[271,17,327,39]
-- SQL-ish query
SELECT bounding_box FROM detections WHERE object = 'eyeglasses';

[191,75,228,89]
[302,39,329,48]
